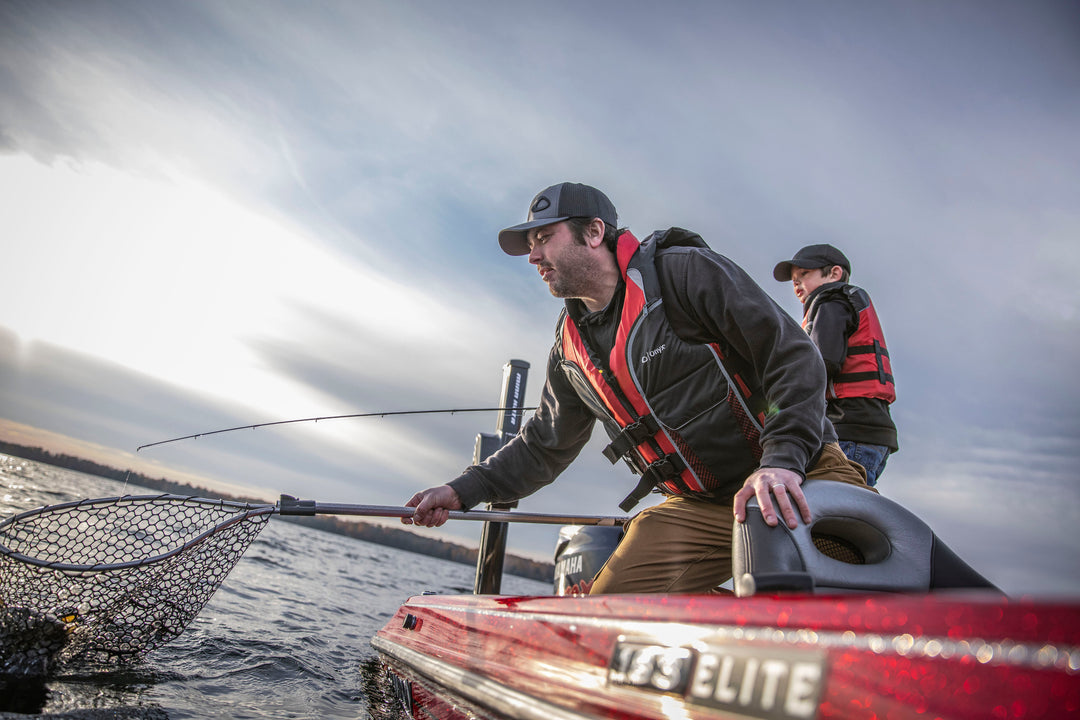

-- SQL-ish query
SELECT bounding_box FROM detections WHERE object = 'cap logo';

[531,196,551,213]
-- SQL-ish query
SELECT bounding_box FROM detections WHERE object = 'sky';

[0,0,1077,596]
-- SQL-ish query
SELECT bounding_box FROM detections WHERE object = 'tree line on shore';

[0,439,555,584]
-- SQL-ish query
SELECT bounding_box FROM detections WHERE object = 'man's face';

[791,267,833,304]
[526,221,596,299]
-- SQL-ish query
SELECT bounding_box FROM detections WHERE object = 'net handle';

[276,495,627,526]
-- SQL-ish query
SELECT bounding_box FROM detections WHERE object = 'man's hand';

[403,485,463,527]
[733,468,810,529]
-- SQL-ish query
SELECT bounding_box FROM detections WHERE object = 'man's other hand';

[733,468,810,529]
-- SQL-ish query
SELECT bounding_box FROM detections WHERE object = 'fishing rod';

[136,406,539,451]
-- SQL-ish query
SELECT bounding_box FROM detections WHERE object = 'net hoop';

[0,494,276,571]
[0,494,277,674]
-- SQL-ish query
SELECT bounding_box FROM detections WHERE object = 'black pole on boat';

[472,360,530,595]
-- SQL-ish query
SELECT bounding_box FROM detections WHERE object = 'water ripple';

[0,456,552,718]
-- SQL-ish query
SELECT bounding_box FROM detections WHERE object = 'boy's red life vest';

[556,230,767,511]
[803,285,896,403]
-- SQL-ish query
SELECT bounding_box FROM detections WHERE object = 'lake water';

[0,453,550,719]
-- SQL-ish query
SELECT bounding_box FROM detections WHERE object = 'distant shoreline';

[0,439,554,584]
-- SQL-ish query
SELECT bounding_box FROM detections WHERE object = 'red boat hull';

[373,592,1080,720]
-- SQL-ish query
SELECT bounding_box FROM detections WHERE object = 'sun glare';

[1,154,458,428]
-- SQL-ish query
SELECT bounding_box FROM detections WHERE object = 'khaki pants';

[588,443,870,594]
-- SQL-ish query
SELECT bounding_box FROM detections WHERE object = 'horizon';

[0,418,524,560]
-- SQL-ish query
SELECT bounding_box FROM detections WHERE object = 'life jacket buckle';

[602,414,661,464]
[618,453,688,512]
[641,453,686,484]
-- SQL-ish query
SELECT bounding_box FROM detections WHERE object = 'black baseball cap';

[773,244,851,281]
[498,182,618,256]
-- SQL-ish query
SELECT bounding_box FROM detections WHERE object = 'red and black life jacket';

[803,285,896,403]
[556,230,766,511]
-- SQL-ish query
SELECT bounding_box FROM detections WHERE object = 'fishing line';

[136,406,538,451]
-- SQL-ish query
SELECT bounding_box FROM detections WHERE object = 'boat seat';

[732,479,999,596]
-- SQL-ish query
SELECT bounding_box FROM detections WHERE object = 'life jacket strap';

[618,453,687,512]
[846,343,890,358]
[837,371,895,384]
[602,414,662,464]
[841,339,892,385]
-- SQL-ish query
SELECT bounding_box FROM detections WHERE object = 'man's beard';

[544,243,597,299]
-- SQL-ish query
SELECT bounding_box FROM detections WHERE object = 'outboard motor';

[732,479,999,596]
[553,525,623,595]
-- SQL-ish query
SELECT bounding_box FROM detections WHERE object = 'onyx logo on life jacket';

[640,344,666,364]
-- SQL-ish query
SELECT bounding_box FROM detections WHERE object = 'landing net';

[0,494,274,674]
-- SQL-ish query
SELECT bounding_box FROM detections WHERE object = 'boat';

[371,481,1080,720]
[372,363,1080,720]
[373,591,1079,720]
[372,481,1080,719]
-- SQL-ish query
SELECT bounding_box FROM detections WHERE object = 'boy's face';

[791,267,838,304]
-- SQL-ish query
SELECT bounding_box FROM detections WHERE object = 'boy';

[774,244,898,486]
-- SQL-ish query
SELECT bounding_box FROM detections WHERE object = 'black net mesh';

[0,495,274,675]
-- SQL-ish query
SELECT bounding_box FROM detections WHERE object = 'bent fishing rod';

[136,406,539,451]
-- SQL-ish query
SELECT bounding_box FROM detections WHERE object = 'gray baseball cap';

[498,182,618,256]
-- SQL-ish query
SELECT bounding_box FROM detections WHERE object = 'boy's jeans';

[839,441,891,487]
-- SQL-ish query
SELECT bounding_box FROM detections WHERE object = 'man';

[773,244,898,486]
[405,183,868,594]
